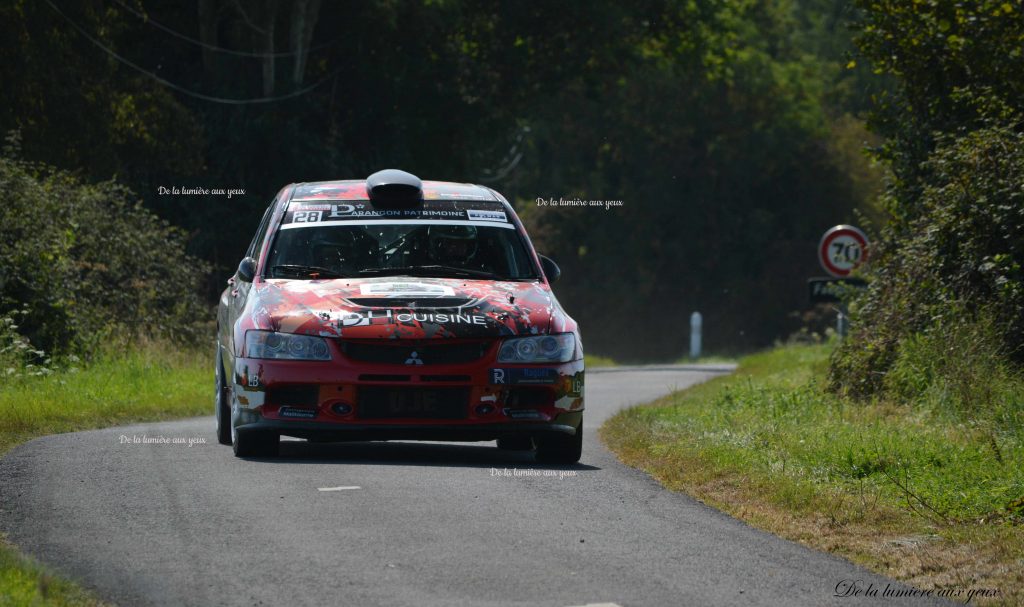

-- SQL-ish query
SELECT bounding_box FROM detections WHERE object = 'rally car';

[215,169,584,462]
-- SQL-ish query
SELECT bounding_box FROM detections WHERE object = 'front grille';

[421,374,472,382]
[358,374,411,382]
[358,387,469,419]
[346,297,475,308]
[340,340,490,365]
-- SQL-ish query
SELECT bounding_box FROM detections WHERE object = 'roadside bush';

[0,136,210,360]
[0,308,51,379]
[829,124,1024,398]
[883,310,1023,430]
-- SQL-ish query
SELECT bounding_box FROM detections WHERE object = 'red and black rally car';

[215,170,584,462]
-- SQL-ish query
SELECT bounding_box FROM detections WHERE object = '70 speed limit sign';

[818,225,868,277]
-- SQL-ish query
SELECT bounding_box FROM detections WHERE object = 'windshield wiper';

[358,265,504,280]
[271,264,348,279]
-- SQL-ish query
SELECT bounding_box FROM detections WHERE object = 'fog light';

[475,404,495,415]
[331,403,353,415]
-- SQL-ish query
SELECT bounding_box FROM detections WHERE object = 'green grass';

[602,344,1024,605]
[672,354,738,365]
[0,343,211,456]
[584,354,618,367]
[1,343,209,606]
[0,536,108,607]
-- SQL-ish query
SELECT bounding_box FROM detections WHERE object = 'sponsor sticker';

[279,407,317,419]
[466,209,508,223]
[287,203,333,211]
[281,200,513,227]
[396,312,488,325]
[359,282,455,297]
[337,310,488,328]
[424,190,492,200]
[490,368,559,385]
[337,310,394,327]
[503,409,544,420]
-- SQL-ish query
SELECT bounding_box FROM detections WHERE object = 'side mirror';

[237,257,257,283]
[539,255,561,283]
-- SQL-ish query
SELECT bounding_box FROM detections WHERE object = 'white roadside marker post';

[690,311,702,359]
[837,305,849,339]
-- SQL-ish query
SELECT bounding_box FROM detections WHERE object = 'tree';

[829,0,1024,394]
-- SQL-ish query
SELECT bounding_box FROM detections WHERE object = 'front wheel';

[535,422,583,464]
[232,430,279,458]
[215,348,232,445]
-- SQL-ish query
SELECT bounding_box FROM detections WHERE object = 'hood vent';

[346,296,475,309]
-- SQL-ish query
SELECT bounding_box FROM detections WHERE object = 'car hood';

[248,277,567,339]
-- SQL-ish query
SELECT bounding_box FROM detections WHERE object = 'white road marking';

[317,486,361,491]
[565,604,623,607]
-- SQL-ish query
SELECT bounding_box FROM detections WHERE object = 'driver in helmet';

[428,225,479,265]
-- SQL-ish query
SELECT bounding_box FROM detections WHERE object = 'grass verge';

[1,343,210,606]
[0,534,109,607]
[584,354,618,367]
[601,344,1023,606]
[0,343,210,456]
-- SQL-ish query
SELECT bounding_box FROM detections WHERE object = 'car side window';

[245,201,276,260]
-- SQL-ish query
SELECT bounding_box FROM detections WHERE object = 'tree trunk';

[290,0,322,85]
[197,0,220,78]
[260,0,278,96]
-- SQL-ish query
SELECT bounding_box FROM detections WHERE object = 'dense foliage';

[0,0,883,359]
[830,0,1024,395]
[0,138,210,364]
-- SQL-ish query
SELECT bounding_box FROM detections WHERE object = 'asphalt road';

[0,365,950,607]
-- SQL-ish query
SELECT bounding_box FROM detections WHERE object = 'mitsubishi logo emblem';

[405,351,424,365]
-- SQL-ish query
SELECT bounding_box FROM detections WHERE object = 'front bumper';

[233,412,583,442]
[231,346,584,441]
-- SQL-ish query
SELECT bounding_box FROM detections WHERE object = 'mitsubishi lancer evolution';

[215,169,584,463]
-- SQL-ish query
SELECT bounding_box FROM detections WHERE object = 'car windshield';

[266,222,539,280]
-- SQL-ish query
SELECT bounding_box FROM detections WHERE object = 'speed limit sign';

[818,225,868,277]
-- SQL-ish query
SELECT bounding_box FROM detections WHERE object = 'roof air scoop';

[366,169,423,207]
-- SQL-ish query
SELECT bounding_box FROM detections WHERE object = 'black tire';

[215,348,232,445]
[535,422,583,464]
[232,430,279,458]
[497,436,535,451]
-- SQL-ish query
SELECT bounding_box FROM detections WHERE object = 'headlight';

[245,331,331,360]
[497,334,575,363]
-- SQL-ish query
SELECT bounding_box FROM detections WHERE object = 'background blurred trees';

[0,0,888,359]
